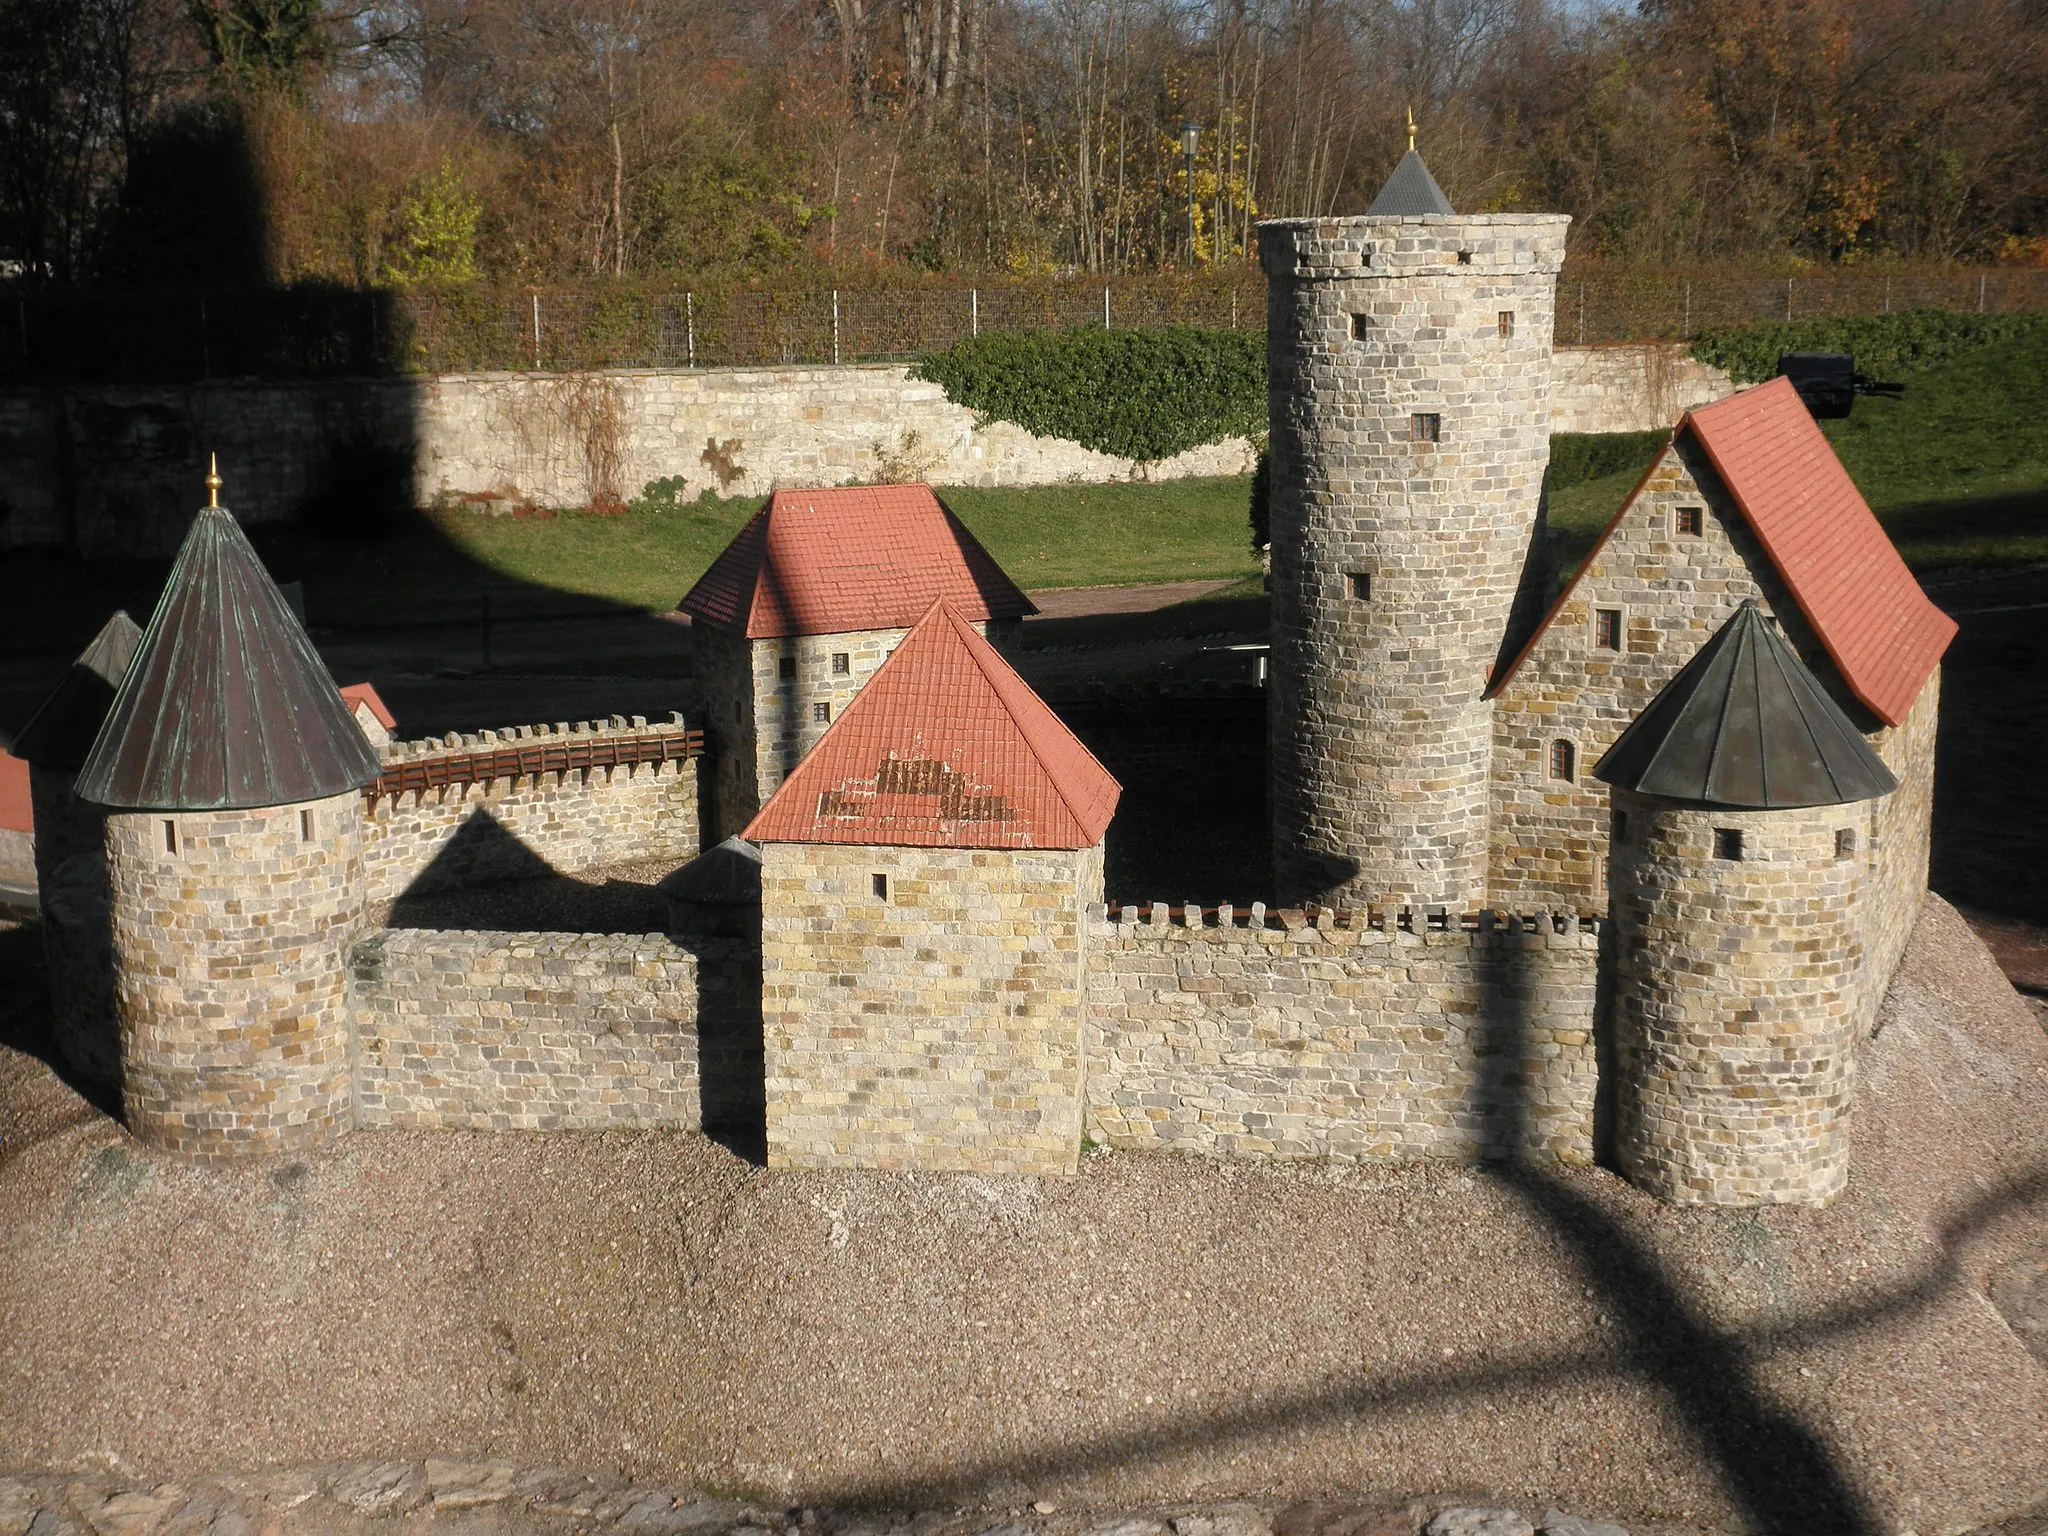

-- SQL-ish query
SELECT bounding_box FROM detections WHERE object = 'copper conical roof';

[1593,601,1897,809]
[13,610,143,769]
[1366,151,1454,216]
[74,506,381,810]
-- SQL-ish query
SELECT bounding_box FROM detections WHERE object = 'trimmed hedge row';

[1691,308,2048,385]
[911,326,1265,463]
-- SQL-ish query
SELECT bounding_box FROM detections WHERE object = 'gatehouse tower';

[1259,139,1568,907]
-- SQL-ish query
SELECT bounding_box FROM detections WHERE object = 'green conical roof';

[1593,601,1896,809]
[13,610,143,769]
[74,506,381,810]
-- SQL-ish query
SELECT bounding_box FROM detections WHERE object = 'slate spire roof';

[1366,151,1454,217]
[74,506,383,811]
[1593,601,1897,809]
[745,599,1120,849]
[13,610,143,769]
[679,484,1036,639]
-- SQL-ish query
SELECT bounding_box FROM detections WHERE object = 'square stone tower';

[679,484,1035,841]
[1259,149,1569,908]
[746,599,1119,1175]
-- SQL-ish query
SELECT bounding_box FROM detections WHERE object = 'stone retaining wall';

[347,929,713,1131]
[361,717,700,904]
[3,349,1731,555]
[1085,905,1603,1163]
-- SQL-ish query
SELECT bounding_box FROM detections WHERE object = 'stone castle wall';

[760,841,1102,1175]
[1609,794,1864,1206]
[3,352,1725,556]
[108,790,364,1159]
[1261,213,1570,909]
[348,929,718,1131]
[1547,345,1732,434]
[1086,904,1602,1163]
[361,718,700,903]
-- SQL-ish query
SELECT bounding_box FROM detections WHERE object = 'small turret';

[1596,601,1897,1206]
[75,464,381,1159]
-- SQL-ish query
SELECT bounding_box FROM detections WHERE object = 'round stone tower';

[1596,602,1897,1207]
[74,471,382,1160]
[1259,147,1568,907]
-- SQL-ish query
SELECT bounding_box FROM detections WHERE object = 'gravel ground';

[1,896,2045,1536]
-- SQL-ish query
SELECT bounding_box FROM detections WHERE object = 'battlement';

[370,713,702,805]
[1093,901,1601,947]
[1257,213,1569,281]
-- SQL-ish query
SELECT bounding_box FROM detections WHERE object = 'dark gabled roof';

[12,611,143,769]
[657,835,762,905]
[1593,601,1897,809]
[74,506,382,811]
[1366,151,1454,216]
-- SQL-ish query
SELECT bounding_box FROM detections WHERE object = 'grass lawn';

[1545,325,2048,579]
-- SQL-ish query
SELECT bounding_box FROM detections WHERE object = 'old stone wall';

[1861,671,1939,1023]
[1548,345,1733,434]
[760,841,1102,1174]
[361,718,700,903]
[1085,904,1602,1163]
[348,929,725,1131]
[1262,213,1570,908]
[107,790,363,1159]
[3,351,1711,555]
[1609,794,1863,1206]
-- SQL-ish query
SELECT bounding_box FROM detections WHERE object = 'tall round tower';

[1596,602,1897,1207]
[1260,144,1568,907]
[74,467,382,1160]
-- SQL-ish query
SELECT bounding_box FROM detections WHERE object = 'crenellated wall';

[1085,903,1604,1164]
[360,715,701,903]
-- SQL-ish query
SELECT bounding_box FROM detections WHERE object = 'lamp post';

[1180,122,1200,267]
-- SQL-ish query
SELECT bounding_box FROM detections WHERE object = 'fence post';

[1785,277,1793,322]
[531,294,541,370]
[1104,286,1111,330]
[1682,281,1690,335]
[686,292,695,368]
[1884,276,1891,315]
[1980,274,1988,313]
[1232,289,1239,329]
[367,291,379,363]
[1577,284,1585,345]
[832,289,841,365]
[971,287,979,337]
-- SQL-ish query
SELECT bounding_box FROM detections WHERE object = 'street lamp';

[1180,122,1201,267]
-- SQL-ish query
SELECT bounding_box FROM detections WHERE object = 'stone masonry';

[1086,905,1601,1163]
[349,930,709,1131]
[107,789,364,1159]
[1261,213,1570,909]
[1609,794,1866,1206]
[761,841,1104,1175]
[361,718,700,903]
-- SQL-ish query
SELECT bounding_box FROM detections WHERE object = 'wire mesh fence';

[3,266,2045,384]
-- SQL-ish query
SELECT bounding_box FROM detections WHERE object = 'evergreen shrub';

[1691,309,2048,385]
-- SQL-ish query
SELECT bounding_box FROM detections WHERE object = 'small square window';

[1350,314,1370,340]
[732,699,743,724]
[777,656,795,682]
[1615,810,1630,840]
[1594,608,1623,650]
[1835,828,1858,860]
[1347,572,1371,601]
[812,701,831,724]
[1456,249,1474,265]
[163,819,177,855]
[1409,413,1441,444]
[1498,310,1515,339]
[872,872,889,900]
[1549,740,1576,782]
[1714,827,1745,861]
[831,652,850,675]
[299,809,314,842]
[1676,506,1704,537]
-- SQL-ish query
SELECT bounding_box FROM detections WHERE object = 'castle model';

[17,150,1955,1208]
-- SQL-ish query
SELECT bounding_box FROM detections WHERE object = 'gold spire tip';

[204,453,222,510]
[1406,106,1417,154]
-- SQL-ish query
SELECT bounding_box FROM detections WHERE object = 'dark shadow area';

[0,918,121,1120]
[677,912,767,1165]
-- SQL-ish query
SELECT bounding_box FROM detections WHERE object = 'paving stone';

[1537,1513,1628,1536]
[424,1462,519,1510]
[329,1463,424,1516]
[85,1490,178,1536]
[1424,1512,1534,1536]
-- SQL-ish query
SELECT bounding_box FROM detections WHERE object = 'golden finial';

[204,453,222,510]
[1406,106,1417,154]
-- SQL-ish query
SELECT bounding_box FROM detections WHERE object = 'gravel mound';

[1,896,2045,1534]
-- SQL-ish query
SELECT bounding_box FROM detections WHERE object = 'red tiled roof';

[339,682,396,730]
[1491,377,1954,726]
[0,750,29,835]
[678,484,1036,639]
[744,600,1120,849]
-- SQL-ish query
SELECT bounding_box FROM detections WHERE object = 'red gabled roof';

[1492,377,1954,727]
[0,750,29,835]
[679,484,1036,639]
[744,600,1119,850]
[339,682,396,730]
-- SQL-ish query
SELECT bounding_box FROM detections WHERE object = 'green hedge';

[1691,309,2048,386]
[1545,430,1670,492]
[912,326,1265,463]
